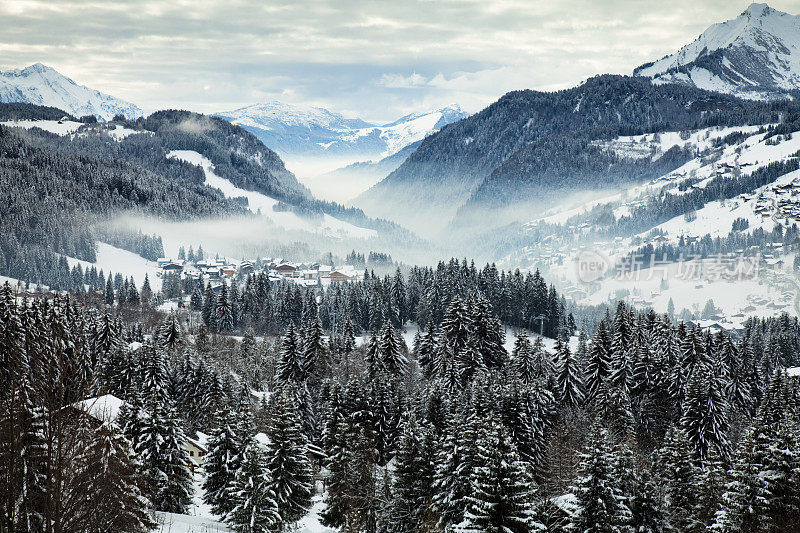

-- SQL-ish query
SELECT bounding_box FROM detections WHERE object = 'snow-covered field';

[596,125,769,161]
[1,119,84,135]
[155,511,231,533]
[167,150,376,240]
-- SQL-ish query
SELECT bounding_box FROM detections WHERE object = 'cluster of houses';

[741,176,800,223]
[156,256,362,288]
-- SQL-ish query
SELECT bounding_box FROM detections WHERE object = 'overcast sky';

[1,0,799,122]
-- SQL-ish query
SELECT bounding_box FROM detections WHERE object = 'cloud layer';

[2,0,798,121]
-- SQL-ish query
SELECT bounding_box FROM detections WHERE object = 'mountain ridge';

[355,75,789,237]
[0,63,142,121]
[634,3,800,98]
[215,101,469,166]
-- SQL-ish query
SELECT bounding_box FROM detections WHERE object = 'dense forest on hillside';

[359,75,800,233]
[3,263,800,532]
[199,259,574,338]
[0,124,248,288]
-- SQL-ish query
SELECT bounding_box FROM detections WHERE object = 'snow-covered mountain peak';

[383,104,465,127]
[217,101,372,132]
[742,2,774,18]
[634,3,800,98]
[0,63,142,121]
[216,100,469,167]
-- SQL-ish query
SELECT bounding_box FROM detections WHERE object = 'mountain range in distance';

[214,101,470,183]
[4,2,800,245]
[0,63,142,121]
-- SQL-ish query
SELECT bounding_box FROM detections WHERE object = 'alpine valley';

[7,3,800,533]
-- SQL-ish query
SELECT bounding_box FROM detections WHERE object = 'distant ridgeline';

[0,102,79,122]
[0,104,417,290]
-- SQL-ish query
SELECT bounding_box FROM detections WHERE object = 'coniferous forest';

[3,254,800,533]
[8,3,800,532]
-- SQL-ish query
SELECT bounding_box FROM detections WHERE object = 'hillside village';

[498,125,800,327]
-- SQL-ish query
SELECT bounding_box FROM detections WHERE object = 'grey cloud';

[1,0,799,121]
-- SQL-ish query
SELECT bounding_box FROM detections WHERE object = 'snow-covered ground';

[64,242,163,291]
[1,119,84,135]
[296,497,336,533]
[514,123,800,326]
[167,150,376,240]
[596,125,768,161]
[0,274,46,292]
[154,511,231,533]
[580,260,795,328]
[105,125,148,141]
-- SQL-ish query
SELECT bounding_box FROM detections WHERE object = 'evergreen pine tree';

[555,337,585,410]
[203,415,244,517]
[263,390,313,526]
[379,321,408,377]
[461,418,543,532]
[387,413,436,533]
[227,443,281,533]
[275,324,304,384]
[569,425,630,533]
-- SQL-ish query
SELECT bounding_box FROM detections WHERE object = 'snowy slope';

[215,101,468,165]
[0,63,142,121]
[0,118,84,135]
[64,242,163,292]
[167,150,377,239]
[507,123,800,324]
[635,3,800,97]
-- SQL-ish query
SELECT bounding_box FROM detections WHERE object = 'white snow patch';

[64,242,162,291]
[154,512,231,533]
[1,119,83,135]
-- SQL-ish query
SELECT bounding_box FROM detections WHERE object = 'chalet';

[220,266,236,277]
[69,395,211,475]
[274,263,298,277]
[238,261,255,276]
[162,262,184,273]
[185,436,208,474]
[159,259,185,277]
[330,269,359,282]
[300,269,319,280]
